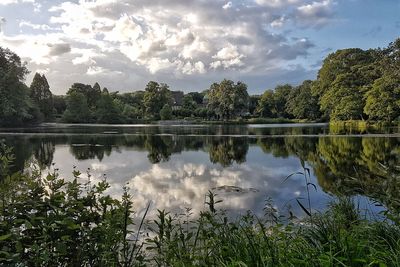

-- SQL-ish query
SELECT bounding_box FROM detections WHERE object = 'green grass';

[1,144,400,266]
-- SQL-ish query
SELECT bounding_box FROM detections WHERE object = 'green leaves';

[0,234,12,241]
[0,156,144,266]
[207,79,249,120]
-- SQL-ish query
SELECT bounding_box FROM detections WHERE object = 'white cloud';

[211,44,245,69]
[255,0,300,8]
[222,2,233,9]
[0,0,337,92]
[270,16,287,28]
[0,0,18,5]
[296,0,334,27]
[19,20,52,30]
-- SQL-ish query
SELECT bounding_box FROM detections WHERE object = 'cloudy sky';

[0,0,399,94]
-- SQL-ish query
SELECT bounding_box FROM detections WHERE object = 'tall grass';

[1,144,400,266]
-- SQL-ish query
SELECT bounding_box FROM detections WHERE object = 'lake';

[1,123,400,219]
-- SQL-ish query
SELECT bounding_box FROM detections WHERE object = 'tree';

[364,75,400,122]
[143,81,171,119]
[95,91,123,123]
[30,73,53,120]
[249,95,261,116]
[256,90,274,118]
[160,104,172,120]
[312,48,377,98]
[62,91,90,123]
[182,94,197,111]
[286,80,321,120]
[272,84,293,118]
[207,79,249,120]
[53,95,67,116]
[187,92,204,105]
[122,105,141,122]
[0,47,41,126]
[67,83,100,109]
[320,73,365,121]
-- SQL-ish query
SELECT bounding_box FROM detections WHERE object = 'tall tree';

[143,81,171,119]
[272,84,293,118]
[30,73,54,120]
[95,91,123,123]
[0,47,41,126]
[67,83,100,109]
[364,75,400,122]
[256,90,274,118]
[160,104,173,120]
[286,80,321,120]
[249,95,261,116]
[62,91,90,123]
[320,72,365,121]
[207,79,249,120]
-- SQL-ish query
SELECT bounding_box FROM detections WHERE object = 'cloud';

[295,0,335,28]
[0,0,338,92]
[255,0,300,8]
[0,0,18,5]
[222,2,233,9]
[19,20,52,31]
[48,43,71,56]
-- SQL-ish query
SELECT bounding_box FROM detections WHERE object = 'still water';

[1,123,400,218]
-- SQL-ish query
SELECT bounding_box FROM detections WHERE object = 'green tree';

[67,83,100,109]
[30,73,54,120]
[62,91,90,123]
[249,95,261,116]
[320,73,365,121]
[53,95,67,116]
[272,84,293,118]
[95,91,123,123]
[143,81,171,119]
[256,90,274,118]
[122,105,141,122]
[160,104,173,120]
[207,79,249,120]
[286,80,321,120]
[187,92,204,105]
[0,47,41,126]
[312,48,376,98]
[182,94,197,111]
[364,75,400,122]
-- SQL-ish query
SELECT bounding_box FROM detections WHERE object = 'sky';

[0,0,399,94]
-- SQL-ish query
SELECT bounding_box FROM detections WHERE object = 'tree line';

[0,38,399,126]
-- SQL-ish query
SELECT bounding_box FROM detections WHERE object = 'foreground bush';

[1,144,400,266]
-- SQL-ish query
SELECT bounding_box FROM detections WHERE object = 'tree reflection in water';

[2,128,400,215]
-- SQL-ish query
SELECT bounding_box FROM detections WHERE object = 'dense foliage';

[30,73,54,120]
[0,48,42,126]
[1,38,400,124]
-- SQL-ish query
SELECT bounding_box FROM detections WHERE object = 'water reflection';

[1,124,399,217]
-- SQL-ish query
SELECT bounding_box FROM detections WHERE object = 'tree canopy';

[207,79,249,120]
[30,73,53,120]
[0,47,41,126]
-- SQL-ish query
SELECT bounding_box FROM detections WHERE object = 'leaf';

[307,183,317,192]
[0,234,12,241]
[282,172,304,184]
[296,199,311,217]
